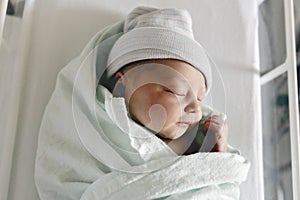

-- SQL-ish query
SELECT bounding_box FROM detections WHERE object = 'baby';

[99,6,228,155]
[103,59,228,155]
[35,6,249,200]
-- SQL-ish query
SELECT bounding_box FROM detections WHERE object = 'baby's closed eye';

[162,86,186,96]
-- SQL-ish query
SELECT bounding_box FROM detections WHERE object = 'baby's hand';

[200,115,228,152]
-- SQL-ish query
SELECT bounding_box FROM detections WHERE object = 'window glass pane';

[262,72,293,200]
[259,0,286,75]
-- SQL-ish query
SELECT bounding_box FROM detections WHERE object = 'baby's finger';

[200,124,228,152]
[200,121,211,133]
[201,120,225,130]
[210,115,226,124]
[203,115,225,124]
[209,121,226,130]
[199,129,219,152]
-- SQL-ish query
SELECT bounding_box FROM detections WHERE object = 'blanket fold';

[34,19,250,200]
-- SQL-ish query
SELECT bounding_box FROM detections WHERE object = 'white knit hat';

[106,6,212,92]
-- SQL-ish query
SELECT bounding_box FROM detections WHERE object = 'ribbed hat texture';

[107,6,212,92]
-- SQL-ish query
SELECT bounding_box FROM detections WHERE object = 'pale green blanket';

[34,20,250,200]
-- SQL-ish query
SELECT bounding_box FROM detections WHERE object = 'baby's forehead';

[127,63,205,92]
[128,63,187,80]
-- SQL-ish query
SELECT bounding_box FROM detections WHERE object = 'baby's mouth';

[176,122,190,127]
[176,120,196,127]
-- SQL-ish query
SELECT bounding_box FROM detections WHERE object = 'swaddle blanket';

[34,20,250,200]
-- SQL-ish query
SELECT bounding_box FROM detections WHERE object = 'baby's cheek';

[160,93,181,108]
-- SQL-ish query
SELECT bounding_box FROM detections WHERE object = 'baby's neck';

[158,133,195,156]
[142,124,198,155]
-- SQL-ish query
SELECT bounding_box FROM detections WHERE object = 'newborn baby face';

[117,59,206,140]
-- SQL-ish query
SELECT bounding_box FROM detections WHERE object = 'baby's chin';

[156,126,187,140]
[140,119,190,140]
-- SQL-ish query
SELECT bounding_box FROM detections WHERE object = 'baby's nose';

[184,99,201,113]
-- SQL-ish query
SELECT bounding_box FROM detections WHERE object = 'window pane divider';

[0,0,8,46]
[283,0,300,199]
[260,62,288,86]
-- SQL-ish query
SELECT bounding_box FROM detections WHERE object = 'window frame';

[260,0,300,199]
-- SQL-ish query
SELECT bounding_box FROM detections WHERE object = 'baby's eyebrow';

[166,76,187,85]
[165,79,189,90]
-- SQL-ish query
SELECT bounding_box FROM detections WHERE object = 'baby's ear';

[114,71,125,84]
[113,72,126,97]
